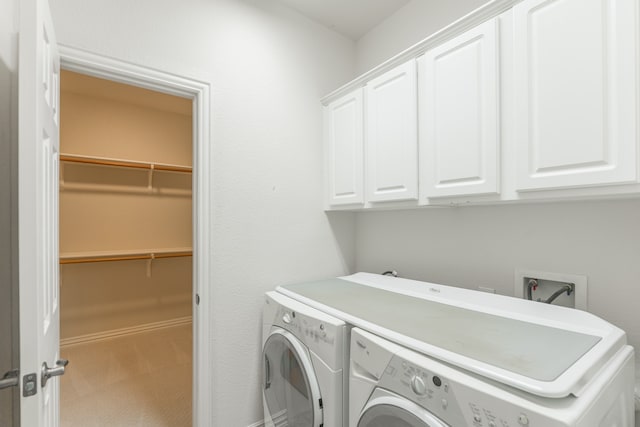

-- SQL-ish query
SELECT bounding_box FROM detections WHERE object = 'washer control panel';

[377,352,562,427]
[379,355,467,426]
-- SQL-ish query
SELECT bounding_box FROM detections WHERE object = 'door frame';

[58,45,213,426]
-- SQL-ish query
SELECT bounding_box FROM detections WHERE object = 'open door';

[18,0,64,425]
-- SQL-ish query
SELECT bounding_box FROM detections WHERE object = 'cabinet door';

[366,60,418,202]
[325,89,364,206]
[420,18,499,199]
[514,0,638,191]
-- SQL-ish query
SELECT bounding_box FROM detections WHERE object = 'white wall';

[49,0,356,425]
[356,200,640,355]
[0,0,19,425]
[355,0,490,74]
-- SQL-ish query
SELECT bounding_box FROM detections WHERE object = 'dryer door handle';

[264,355,271,390]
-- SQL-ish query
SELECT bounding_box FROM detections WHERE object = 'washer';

[350,327,635,427]
[278,273,636,426]
[262,291,348,427]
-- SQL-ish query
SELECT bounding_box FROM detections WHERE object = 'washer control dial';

[282,313,292,324]
[410,376,427,396]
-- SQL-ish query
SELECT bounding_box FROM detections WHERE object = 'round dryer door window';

[263,328,322,427]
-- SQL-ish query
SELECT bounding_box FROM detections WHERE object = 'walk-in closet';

[58,70,193,426]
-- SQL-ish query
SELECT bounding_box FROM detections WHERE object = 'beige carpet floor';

[60,324,192,427]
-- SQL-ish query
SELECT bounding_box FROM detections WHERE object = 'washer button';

[518,414,529,425]
[488,422,496,427]
[473,414,482,423]
[441,398,448,409]
[432,376,442,387]
[282,313,292,324]
[443,383,449,393]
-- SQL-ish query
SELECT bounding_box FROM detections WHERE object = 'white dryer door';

[358,391,448,427]
[263,328,323,427]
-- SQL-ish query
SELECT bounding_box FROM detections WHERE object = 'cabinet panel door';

[514,0,638,191]
[366,60,418,202]
[325,89,364,206]
[420,18,499,199]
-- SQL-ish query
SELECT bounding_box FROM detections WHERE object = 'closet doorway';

[58,70,194,426]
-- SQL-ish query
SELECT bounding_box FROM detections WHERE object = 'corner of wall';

[354,0,491,74]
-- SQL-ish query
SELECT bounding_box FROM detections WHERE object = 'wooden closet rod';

[60,251,192,264]
[60,153,192,173]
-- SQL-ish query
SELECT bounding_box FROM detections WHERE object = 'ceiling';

[61,70,192,116]
[275,0,411,40]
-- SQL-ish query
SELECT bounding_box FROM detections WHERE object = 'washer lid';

[277,273,627,398]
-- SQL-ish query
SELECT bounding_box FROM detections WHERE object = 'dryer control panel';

[264,291,346,370]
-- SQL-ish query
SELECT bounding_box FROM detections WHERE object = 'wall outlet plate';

[514,269,588,310]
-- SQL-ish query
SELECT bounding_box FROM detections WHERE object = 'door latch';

[23,373,37,397]
[0,369,19,391]
[41,359,69,387]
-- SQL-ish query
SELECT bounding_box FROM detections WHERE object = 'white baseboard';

[60,316,192,348]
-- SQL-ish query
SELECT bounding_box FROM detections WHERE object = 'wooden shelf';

[60,153,192,173]
[60,247,192,264]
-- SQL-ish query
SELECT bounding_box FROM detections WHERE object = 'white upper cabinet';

[325,89,364,206]
[419,18,500,199]
[514,0,638,191]
[322,0,640,209]
[365,60,418,202]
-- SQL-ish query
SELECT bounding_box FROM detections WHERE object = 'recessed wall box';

[514,269,587,310]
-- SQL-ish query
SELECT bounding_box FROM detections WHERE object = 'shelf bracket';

[146,253,155,277]
[60,161,65,187]
[147,164,155,191]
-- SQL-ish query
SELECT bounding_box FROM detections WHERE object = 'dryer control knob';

[410,376,427,396]
[282,313,292,324]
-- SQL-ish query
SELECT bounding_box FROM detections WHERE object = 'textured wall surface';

[49,0,356,424]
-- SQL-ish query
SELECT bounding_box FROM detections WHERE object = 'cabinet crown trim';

[320,0,522,106]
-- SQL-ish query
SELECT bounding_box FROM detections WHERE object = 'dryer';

[262,291,348,427]
[350,327,635,427]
